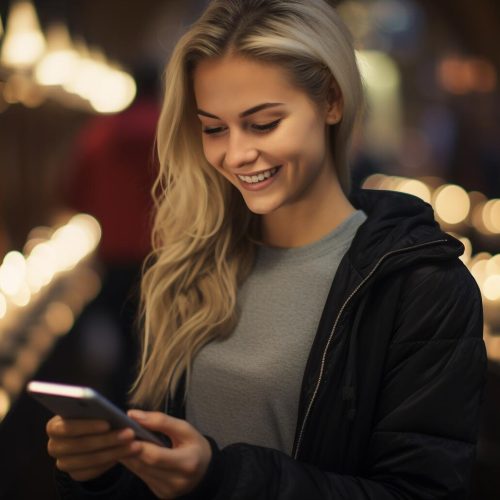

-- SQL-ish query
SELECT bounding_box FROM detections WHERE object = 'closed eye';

[202,119,281,136]
[251,119,281,132]
[202,126,226,135]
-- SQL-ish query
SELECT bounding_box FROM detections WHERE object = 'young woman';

[47,0,486,498]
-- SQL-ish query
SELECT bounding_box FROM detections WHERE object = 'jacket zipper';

[292,239,448,460]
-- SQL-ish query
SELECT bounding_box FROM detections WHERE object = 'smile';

[237,166,280,184]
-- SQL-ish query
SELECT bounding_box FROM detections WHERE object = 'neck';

[261,173,356,249]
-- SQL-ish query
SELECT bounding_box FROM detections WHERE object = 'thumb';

[128,410,194,443]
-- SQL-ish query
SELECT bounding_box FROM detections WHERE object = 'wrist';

[179,436,223,500]
[79,464,124,491]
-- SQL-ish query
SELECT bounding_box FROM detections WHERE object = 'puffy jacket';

[57,188,487,499]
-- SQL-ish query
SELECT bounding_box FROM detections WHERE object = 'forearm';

[192,439,475,500]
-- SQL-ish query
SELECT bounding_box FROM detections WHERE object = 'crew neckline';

[257,210,366,263]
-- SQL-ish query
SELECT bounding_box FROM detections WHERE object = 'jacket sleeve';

[182,261,486,500]
[55,465,156,499]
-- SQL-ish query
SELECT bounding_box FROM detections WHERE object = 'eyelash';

[202,119,281,136]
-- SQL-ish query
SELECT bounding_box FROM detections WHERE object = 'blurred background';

[0,0,498,498]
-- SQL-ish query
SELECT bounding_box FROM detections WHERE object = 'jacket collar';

[348,189,464,279]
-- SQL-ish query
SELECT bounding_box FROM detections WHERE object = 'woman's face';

[192,54,342,216]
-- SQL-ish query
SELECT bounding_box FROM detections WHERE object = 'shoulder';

[403,258,479,293]
[390,258,483,344]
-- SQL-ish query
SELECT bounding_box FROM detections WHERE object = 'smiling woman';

[193,55,352,239]
[47,1,486,499]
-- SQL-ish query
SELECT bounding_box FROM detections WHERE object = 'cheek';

[272,119,326,167]
[202,139,237,184]
[201,138,220,169]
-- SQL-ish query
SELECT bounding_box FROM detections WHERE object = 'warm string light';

[433,184,470,225]
[475,199,500,235]
[0,1,136,113]
[363,174,500,236]
[0,0,46,68]
[34,22,78,87]
[0,214,101,323]
[0,214,102,421]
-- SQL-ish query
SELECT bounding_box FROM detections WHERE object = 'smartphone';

[27,380,170,447]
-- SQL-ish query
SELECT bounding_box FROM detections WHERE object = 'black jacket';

[57,189,487,499]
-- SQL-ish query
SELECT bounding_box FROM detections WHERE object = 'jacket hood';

[348,189,464,279]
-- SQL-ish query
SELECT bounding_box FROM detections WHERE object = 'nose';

[223,129,259,170]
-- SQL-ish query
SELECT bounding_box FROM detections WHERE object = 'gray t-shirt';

[185,210,367,455]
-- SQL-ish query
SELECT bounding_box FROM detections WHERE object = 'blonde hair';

[130,0,364,409]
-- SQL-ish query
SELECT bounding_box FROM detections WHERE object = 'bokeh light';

[484,275,500,301]
[62,45,136,114]
[0,389,10,422]
[0,0,46,68]
[438,56,497,95]
[0,214,101,325]
[0,3,136,114]
[356,50,403,157]
[16,347,40,375]
[483,200,500,234]
[0,251,27,296]
[44,302,75,335]
[397,178,432,203]
[9,284,31,307]
[433,184,470,225]
[0,293,6,319]
[89,67,137,114]
[448,233,473,265]
[26,242,57,288]
[1,368,23,395]
[34,23,79,86]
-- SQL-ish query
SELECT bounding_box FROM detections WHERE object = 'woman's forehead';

[192,55,299,112]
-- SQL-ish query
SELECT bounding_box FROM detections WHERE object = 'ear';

[325,81,343,125]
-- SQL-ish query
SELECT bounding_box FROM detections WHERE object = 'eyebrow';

[196,102,284,119]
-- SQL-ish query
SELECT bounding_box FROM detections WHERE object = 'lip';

[236,165,282,192]
[235,166,278,176]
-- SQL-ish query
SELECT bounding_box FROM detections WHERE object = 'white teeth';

[238,167,279,184]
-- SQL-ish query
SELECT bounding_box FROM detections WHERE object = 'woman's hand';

[46,415,142,481]
[119,410,212,499]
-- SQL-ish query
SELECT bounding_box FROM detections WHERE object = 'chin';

[242,198,281,215]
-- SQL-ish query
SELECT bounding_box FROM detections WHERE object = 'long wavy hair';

[130,0,364,409]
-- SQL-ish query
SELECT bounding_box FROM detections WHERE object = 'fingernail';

[130,441,142,452]
[128,409,146,420]
[117,428,134,440]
